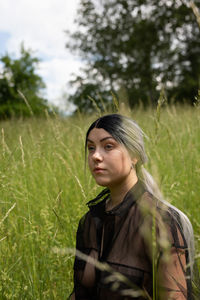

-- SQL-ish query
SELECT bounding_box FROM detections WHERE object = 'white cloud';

[38,56,84,103]
[0,0,84,112]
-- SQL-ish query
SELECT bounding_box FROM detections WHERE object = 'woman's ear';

[131,157,138,167]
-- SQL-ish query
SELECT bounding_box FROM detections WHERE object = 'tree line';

[66,0,200,113]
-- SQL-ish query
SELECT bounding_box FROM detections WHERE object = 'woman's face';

[87,128,137,188]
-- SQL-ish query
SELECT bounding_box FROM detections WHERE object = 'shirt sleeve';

[157,216,189,300]
[73,214,98,299]
[139,197,191,299]
[158,246,188,299]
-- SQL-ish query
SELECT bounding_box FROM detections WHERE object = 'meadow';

[0,104,199,299]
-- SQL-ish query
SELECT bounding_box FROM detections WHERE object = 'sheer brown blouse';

[72,180,193,299]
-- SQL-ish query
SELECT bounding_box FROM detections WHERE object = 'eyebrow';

[87,136,114,143]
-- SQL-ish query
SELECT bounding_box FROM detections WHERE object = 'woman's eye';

[105,144,113,150]
[88,145,95,152]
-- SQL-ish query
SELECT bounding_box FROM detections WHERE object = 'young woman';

[70,114,196,300]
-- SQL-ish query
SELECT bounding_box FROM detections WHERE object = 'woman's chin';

[95,179,109,187]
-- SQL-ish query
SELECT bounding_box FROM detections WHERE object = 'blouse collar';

[87,180,146,218]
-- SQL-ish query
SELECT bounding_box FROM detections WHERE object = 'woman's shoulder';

[78,210,93,229]
[137,190,158,213]
[138,190,182,224]
[137,191,180,232]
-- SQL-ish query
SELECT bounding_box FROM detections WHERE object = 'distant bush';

[0,44,52,119]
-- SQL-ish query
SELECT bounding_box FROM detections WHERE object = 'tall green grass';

[0,105,199,299]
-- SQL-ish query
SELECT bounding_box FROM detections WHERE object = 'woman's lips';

[93,167,106,173]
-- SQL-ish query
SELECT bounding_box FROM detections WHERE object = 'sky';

[0,0,84,112]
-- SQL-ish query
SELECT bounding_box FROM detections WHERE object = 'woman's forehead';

[87,128,114,142]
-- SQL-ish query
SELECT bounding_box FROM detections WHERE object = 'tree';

[66,0,200,112]
[0,44,50,119]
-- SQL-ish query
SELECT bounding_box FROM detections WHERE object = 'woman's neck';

[107,172,138,210]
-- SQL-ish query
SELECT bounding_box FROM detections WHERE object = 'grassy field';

[0,105,199,299]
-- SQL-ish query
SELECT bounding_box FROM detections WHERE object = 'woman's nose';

[92,150,103,161]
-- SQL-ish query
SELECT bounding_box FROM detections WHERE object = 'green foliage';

[0,105,199,298]
[68,79,109,113]
[66,0,200,112]
[0,44,50,119]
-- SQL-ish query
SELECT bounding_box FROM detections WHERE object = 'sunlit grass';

[0,104,199,298]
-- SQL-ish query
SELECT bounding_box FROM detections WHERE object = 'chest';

[97,210,151,272]
[92,212,153,296]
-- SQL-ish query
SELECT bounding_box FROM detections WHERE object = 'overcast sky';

[0,0,84,112]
